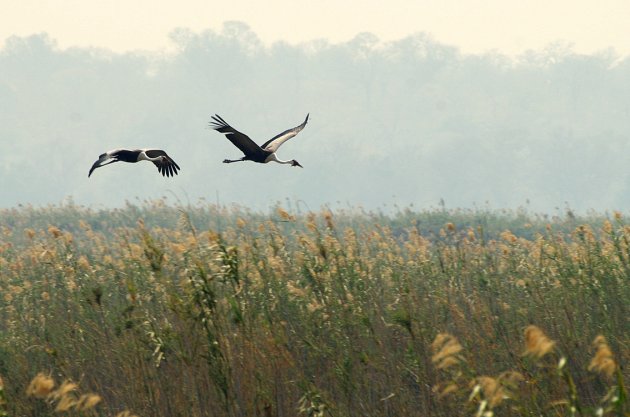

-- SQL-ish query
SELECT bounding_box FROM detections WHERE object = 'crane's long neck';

[266,153,292,164]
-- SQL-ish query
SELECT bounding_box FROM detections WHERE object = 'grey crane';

[209,114,309,167]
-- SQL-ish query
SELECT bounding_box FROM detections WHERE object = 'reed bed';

[0,202,628,416]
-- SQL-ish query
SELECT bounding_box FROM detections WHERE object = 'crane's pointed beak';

[88,160,101,177]
[88,156,115,177]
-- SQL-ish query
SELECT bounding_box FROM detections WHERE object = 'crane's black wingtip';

[209,114,230,131]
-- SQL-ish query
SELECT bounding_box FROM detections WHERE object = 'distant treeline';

[1,24,629,210]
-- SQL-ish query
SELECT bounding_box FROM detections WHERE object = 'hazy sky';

[2,1,629,213]
[2,0,630,55]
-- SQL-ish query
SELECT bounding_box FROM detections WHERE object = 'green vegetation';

[0,202,628,416]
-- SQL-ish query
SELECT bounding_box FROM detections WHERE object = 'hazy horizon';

[1,22,629,214]
[4,0,630,57]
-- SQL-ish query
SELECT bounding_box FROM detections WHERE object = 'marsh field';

[0,201,628,417]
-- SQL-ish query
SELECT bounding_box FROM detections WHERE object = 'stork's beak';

[88,160,101,177]
[292,160,303,168]
[88,156,110,177]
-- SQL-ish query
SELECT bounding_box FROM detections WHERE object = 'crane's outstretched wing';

[209,115,264,157]
[260,114,309,153]
[145,149,181,177]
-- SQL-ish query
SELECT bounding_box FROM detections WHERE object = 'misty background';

[1,22,629,213]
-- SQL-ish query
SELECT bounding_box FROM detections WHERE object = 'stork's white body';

[88,148,180,177]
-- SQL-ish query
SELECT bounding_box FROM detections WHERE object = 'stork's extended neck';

[266,153,291,164]
[265,153,302,167]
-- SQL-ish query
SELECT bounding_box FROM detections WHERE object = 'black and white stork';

[88,149,180,177]
[209,114,309,167]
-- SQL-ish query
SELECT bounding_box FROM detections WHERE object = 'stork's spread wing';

[260,114,309,153]
[145,149,181,177]
[209,115,264,157]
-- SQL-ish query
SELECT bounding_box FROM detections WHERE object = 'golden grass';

[0,203,628,416]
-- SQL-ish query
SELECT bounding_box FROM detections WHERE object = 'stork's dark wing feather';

[209,115,265,157]
[260,114,309,152]
[145,149,181,177]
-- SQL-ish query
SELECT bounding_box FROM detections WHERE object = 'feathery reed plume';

[324,211,334,230]
[431,333,466,400]
[26,373,55,398]
[75,393,102,411]
[434,383,459,399]
[469,371,524,413]
[431,333,463,369]
[588,335,617,378]
[523,325,555,358]
[48,381,78,401]
[54,394,76,412]
[47,225,62,238]
[474,376,504,408]
[276,207,294,221]
[0,374,6,416]
[26,373,104,414]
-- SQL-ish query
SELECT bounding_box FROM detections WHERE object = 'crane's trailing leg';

[223,157,246,164]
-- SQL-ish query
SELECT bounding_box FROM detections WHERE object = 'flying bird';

[88,149,180,177]
[209,114,309,167]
